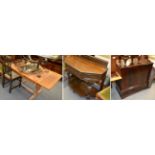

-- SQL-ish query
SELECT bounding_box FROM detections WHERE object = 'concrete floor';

[111,81,155,100]
[0,78,62,100]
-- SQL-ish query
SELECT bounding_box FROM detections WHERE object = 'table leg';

[29,84,42,100]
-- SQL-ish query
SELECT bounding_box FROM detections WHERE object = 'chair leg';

[19,78,22,87]
[9,80,12,93]
[2,76,5,88]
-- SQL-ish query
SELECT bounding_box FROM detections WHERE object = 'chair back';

[0,56,12,78]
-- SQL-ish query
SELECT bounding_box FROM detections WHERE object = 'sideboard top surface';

[64,55,107,74]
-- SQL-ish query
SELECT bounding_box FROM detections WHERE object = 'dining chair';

[1,60,22,93]
[0,63,2,77]
[0,56,4,78]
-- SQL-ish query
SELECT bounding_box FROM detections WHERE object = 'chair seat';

[4,71,20,79]
[96,86,110,100]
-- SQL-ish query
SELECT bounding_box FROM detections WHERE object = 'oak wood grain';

[11,63,62,90]
[65,55,106,74]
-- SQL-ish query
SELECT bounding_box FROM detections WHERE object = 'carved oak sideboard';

[64,55,108,90]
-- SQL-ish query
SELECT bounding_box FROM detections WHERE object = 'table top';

[11,63,62,90]
[65,56,106,74]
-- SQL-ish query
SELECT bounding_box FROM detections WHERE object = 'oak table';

[11,63,62,100]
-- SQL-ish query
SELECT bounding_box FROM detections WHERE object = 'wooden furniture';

[11,55,62,74]
[111,72,122,82]
[64,55,108,90]
[31,55,62,74]
[2,62,22,93]
[0,56,22,93]
[112,55,153,98]
[148,56,155,86]
[111,56,122,82]
[0,63,2,76]
[11,61,62,99]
